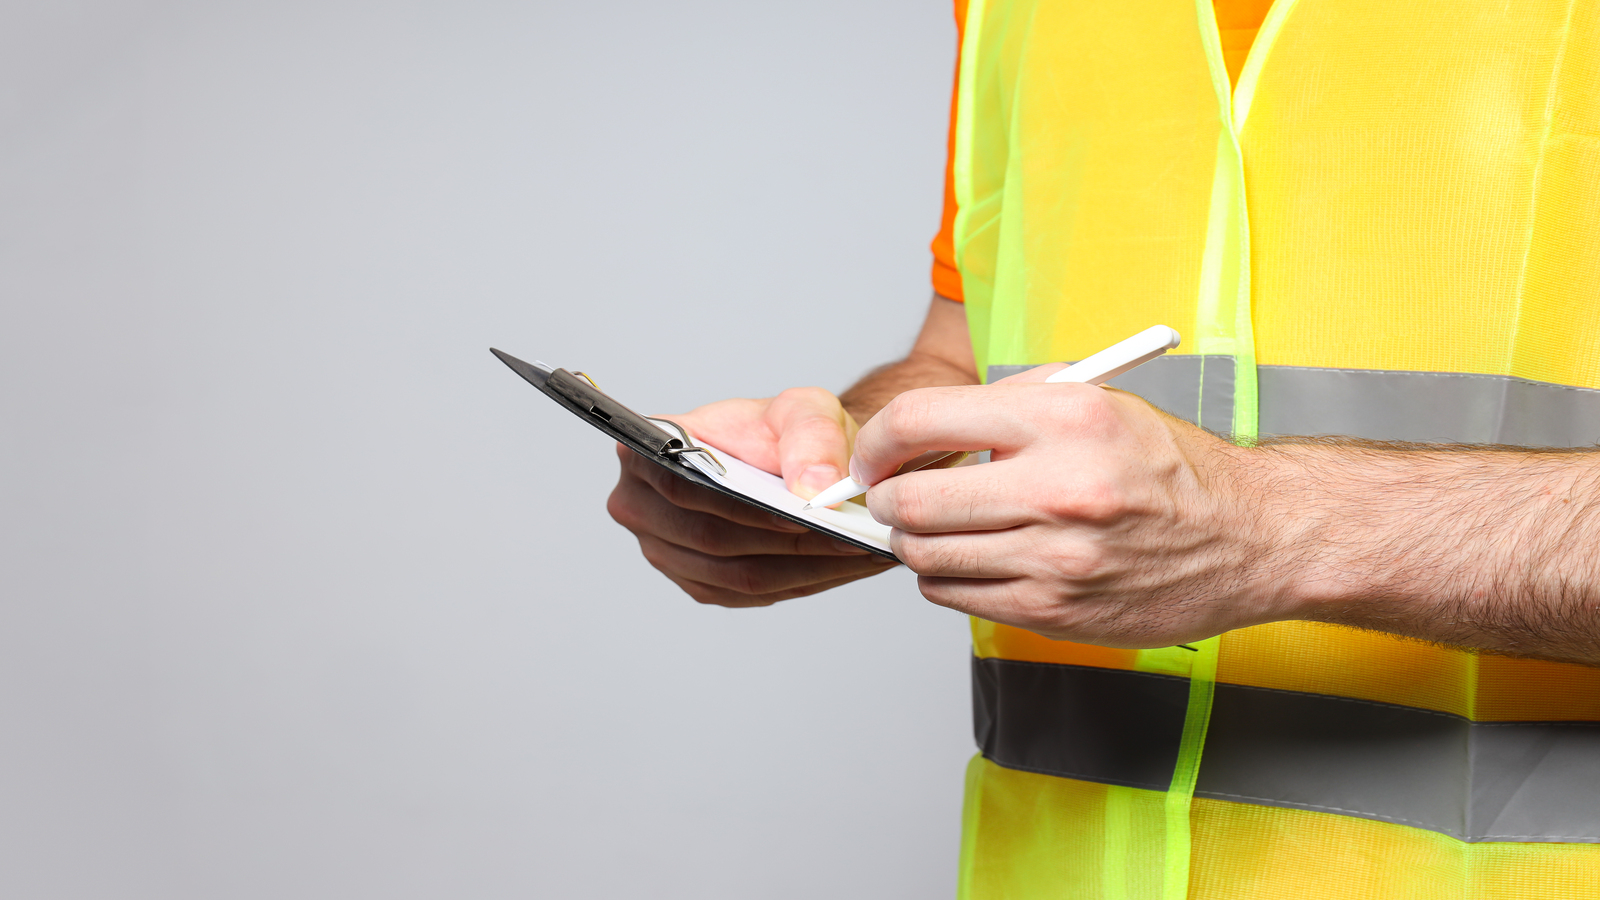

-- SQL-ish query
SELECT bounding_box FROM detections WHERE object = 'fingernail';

[832,539,870,554]
[798,465,841,499]
[848,457,863,485]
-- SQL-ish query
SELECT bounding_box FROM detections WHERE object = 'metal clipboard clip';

[646,416,727,477]
[488,350,730,478]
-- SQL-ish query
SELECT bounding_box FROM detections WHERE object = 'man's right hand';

[606,387,899,607]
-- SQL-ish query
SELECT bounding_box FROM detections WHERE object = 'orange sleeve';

[930,0,968,302]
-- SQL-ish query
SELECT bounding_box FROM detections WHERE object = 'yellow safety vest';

[951,0,1600,898]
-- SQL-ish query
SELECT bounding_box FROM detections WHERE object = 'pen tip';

[801,503,813,510]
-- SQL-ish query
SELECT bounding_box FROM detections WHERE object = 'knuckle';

[717,560,770,596]
[686,586,731,606]
[790,411,843,437]
[729,557,777,592]
[1066,481,1130,523]
[679,580,739,607]
[1039,472,1132,524]
[891,533,924,570]
[1044,540,1111,583]
[880,390,940,437]
[638,538,670,572]
[652,468,691,505]
[874,480,918,530]
[672,515,722,554]
[1046,386,1118,435]
[894,534,970,575]
[915,575,955,608]
[891,483,927,530]
[899,541,941,574]
[775,386,838,410]
[605,488,639,530]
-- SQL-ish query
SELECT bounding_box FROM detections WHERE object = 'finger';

[914,573,1122,645]
[852,383,1108,484]
[865,460,1039,533]
[664,569,890,608]
[913,574,1051,632]
[619,445,808,533]
[654,399,782,474]
[889,527,1037,579]
[610,469,871,557]
[637,534,897,597]
[765,387,854,498]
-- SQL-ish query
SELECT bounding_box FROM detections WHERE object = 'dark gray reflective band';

[987,360,1600,448]
[974,657,1600,843]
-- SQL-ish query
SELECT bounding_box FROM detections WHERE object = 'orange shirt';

[1215,0,1275,85]
[929,0,969,303]
[930,0,1273,302]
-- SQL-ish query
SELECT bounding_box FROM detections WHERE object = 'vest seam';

[1504,0,1579,383]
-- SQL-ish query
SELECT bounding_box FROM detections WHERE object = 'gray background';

[0,2,972,897]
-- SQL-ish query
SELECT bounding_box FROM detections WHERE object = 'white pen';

[801,324,1182,510]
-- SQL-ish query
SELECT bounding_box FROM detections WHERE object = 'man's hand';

[607,294,979,610]
[852,365,1292,647]
[852,364,1600,665]
[607,389,898,608]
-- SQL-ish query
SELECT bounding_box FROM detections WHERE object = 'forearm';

[839,294,978,424]
[1258,441,1600,664]
[840,354,978,424]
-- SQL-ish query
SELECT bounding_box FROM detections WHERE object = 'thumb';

[765,387,855,499]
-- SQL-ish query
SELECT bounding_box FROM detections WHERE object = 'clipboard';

[491,349,897,560]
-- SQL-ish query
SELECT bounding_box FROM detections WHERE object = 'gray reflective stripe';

[973,657,1600,842]
[989,356,1236,434]
[1257,366,1600,447]
[987,360,1600,448]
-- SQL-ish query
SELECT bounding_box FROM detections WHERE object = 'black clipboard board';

[491,349,897,561]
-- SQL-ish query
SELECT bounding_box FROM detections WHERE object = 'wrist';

[1253,444,1382,620]
[1245,442,1460,624]
[1215,443,1332,623]
[1247,444,1600,642]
